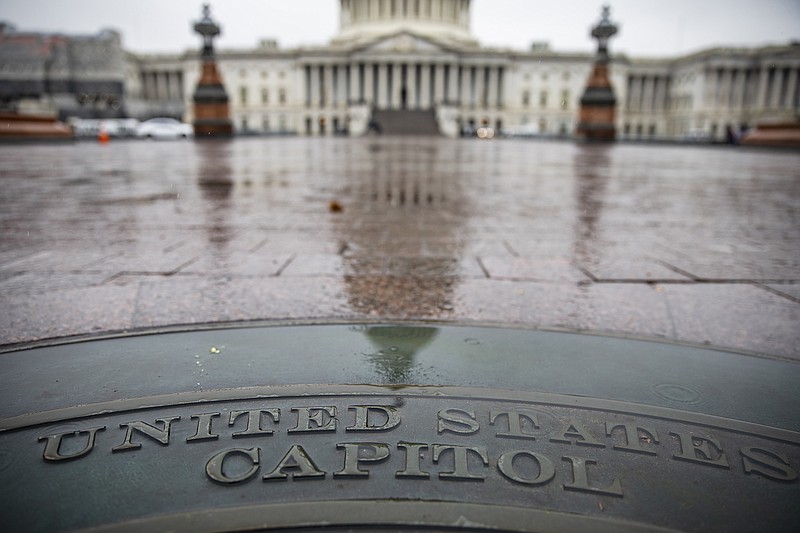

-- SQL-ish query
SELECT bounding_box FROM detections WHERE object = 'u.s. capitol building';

[3,0,799,140]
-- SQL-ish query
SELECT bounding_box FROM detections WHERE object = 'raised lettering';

[606,422,659,455]
[550,419,604,448]
[288,407,337,433]
[205,447,260,484]
[490,409,540,440]
[432,444,489,481]
[346,405,401,432]
[562,456,623,497]
[229,409,280,438]
[497,450,555,486]
[262,445,326,480]
[112,417,180,452]
[740,446,798,482]
[670,431,729,469]
[436,408,479,435]
[334,443,391,477]
[39,426,105,462]
[187,412,221,442]
[396,442,430,478]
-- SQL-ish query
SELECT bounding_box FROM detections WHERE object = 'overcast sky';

[2,0,799,57]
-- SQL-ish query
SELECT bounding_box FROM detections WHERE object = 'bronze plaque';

[0,325,798,532]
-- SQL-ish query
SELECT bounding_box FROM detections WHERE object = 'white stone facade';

[129,1,800,141]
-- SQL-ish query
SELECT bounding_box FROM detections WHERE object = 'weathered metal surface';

[0,324,798,532]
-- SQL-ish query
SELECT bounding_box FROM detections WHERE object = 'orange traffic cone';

[98,123,110,144]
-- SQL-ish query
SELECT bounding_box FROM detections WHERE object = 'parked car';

[681,128,711,143]
[502,123,541,138]
[136,117,193,139]
[70,118,140,138]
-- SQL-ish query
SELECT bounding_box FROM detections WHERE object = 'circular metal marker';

[0,323,798,532]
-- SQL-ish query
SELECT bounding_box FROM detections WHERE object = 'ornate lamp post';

[192,4,233,137]
[576,5,619,142]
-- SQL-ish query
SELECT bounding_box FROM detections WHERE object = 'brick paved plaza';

[0,137,798,358]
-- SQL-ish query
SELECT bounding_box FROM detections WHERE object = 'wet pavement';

[0,137,798,358]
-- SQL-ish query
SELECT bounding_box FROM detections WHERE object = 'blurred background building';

[1,0,798,141]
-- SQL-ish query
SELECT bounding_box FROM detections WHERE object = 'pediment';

[367,33,443,53]
[353,31,461,56]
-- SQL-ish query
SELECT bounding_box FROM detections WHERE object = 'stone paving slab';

[129,276,348,328]
[181,250,293,276]
[0,138,798,359]
[0,284,139,343]
[571,283,676,340]
[576,258,693,281]
[452,280,580,326]
[766,283,800,302]
[479,256,589,282]
[663,284,800,357]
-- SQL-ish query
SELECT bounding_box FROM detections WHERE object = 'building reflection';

[196,141,234,250]
[571,146,611,267]
[333,137,470,317]
[355,325,439,384]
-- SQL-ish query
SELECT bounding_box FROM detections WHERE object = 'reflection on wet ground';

[0,137,798,357]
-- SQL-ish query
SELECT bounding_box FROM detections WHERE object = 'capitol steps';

[370,109,440,135]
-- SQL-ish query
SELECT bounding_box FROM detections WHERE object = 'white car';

[136,118,194,139]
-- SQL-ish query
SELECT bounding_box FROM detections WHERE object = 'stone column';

[745,69,758,108]
[177,72,184,101]
[728,69,738,108]
[641,76,653,112]
[310,65,320,108]
[652,76,663,111]
[339,65,347,108]
[434,63,446,105]
[153,72,163,101]
[487,66,499,110]
[171,71,180,100]
[731,69,746,109]
[348,64,358,104]
[163,72,172,100]
[377,63,389,109]
[141,72,149,100]
[657,77,666,111]
[341,0,351,27]
[324,65,334,108]
[155,72,166,101]
[628,76,639,111]
[331,65,339,107]
[795,68,800,109]
[459,65,469,108]
[420,0,428,18]
[497,67,505,108]
[718,69,731,108]
[391,63,403,109]
[143,72,153,100]
[364,63,374,105]
[783,68,797,109]
[475,65,486,109]
[756,66,769,109]
[447,64,459,104]
[651,76,660,111]
[407,63,417,109]
[769,67,784,108]
[419,62,431,108]
[638,76,647,111]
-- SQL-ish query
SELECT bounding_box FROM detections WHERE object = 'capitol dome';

[334,0,477,46]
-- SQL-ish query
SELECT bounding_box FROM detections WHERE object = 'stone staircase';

[370,108,440,135]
